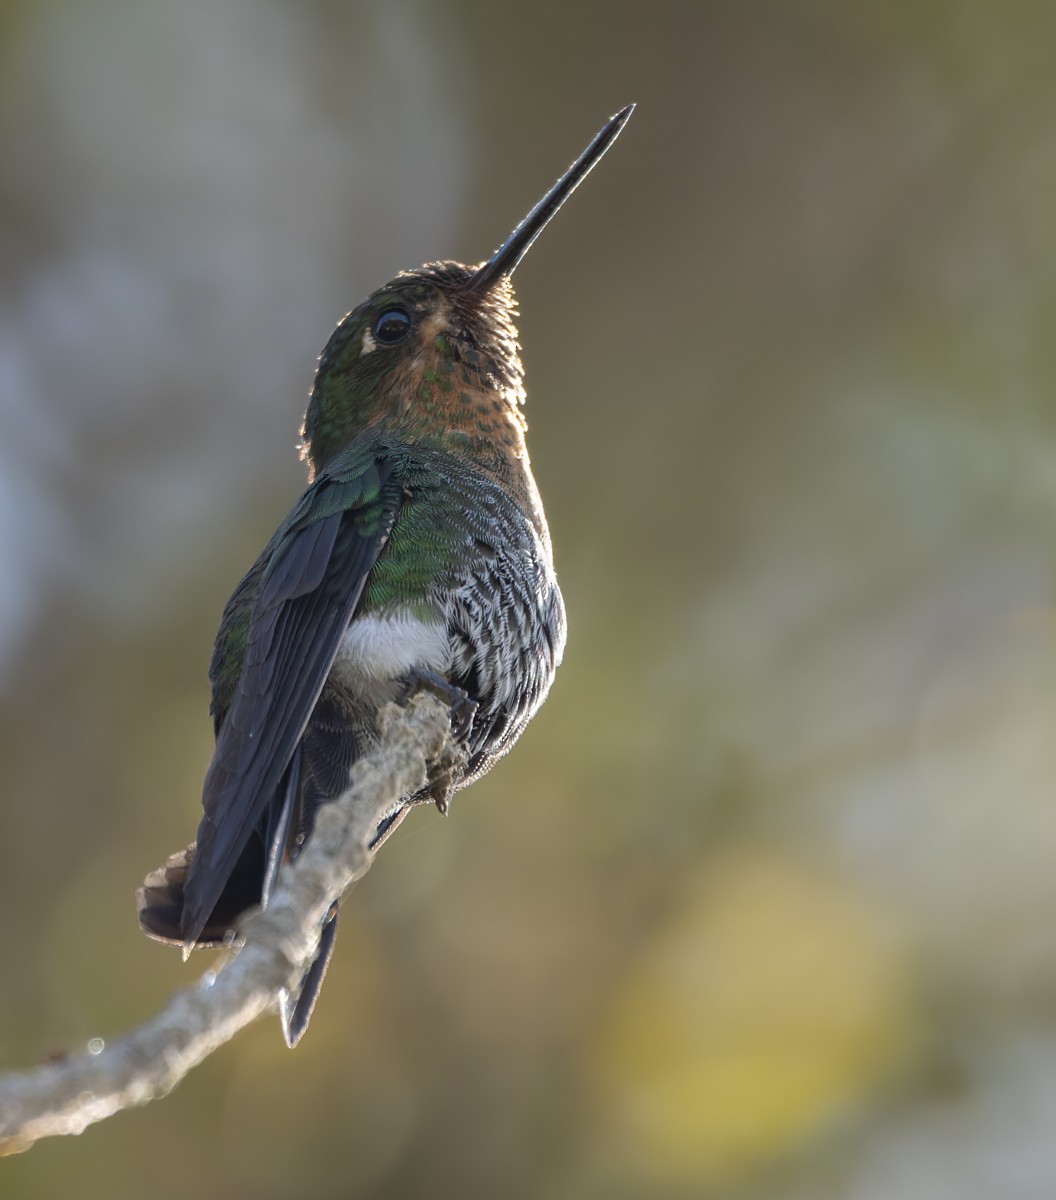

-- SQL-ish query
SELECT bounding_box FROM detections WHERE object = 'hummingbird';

[137,105,634,1046]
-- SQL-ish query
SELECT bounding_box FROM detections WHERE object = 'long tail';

[279,902,340,1046]
[137,704,417,1043]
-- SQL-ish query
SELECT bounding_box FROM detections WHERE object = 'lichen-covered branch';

[0,693,455,1155]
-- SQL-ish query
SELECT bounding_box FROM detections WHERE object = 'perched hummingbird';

[137,105,634,1046]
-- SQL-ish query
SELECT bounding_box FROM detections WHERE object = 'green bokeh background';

[4,2,1056,1197]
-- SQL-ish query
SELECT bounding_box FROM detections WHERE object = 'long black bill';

[468,104,635,292]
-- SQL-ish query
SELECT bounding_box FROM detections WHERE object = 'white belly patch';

[333,610,450,683]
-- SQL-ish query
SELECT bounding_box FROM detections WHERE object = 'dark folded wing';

[181,459,399,946]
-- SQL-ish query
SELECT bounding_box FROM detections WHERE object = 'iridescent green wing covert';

[180,452,401,947]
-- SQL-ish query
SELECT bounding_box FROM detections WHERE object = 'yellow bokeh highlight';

[587,850,913,1186]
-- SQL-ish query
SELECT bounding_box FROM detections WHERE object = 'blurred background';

[3,1,1056,1196]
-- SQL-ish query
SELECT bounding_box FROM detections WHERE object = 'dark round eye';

[373,308,412,344]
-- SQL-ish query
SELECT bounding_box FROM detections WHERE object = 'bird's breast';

[330,608,450,686]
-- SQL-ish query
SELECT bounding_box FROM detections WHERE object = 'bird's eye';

[373,308,412,344]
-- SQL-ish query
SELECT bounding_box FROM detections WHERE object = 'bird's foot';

[400,668,476,815]
[428,776,455,816]
[401,668,478,742]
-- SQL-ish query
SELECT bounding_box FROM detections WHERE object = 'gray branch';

[0,693,455,1155]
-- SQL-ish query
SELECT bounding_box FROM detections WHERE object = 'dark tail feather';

[280,903,340,1048]
[273,800,407,1047]
[137,841,263,947]
[139,709,411,1044]
[139,841,341,1048]
[137,846,194,944]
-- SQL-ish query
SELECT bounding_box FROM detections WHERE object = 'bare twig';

[0,693,455,1155]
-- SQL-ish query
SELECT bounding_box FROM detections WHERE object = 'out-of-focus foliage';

[3,2,1056,1197]
[585,853,911,1188]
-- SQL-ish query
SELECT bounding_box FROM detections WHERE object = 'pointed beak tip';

[467,104,636,293]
